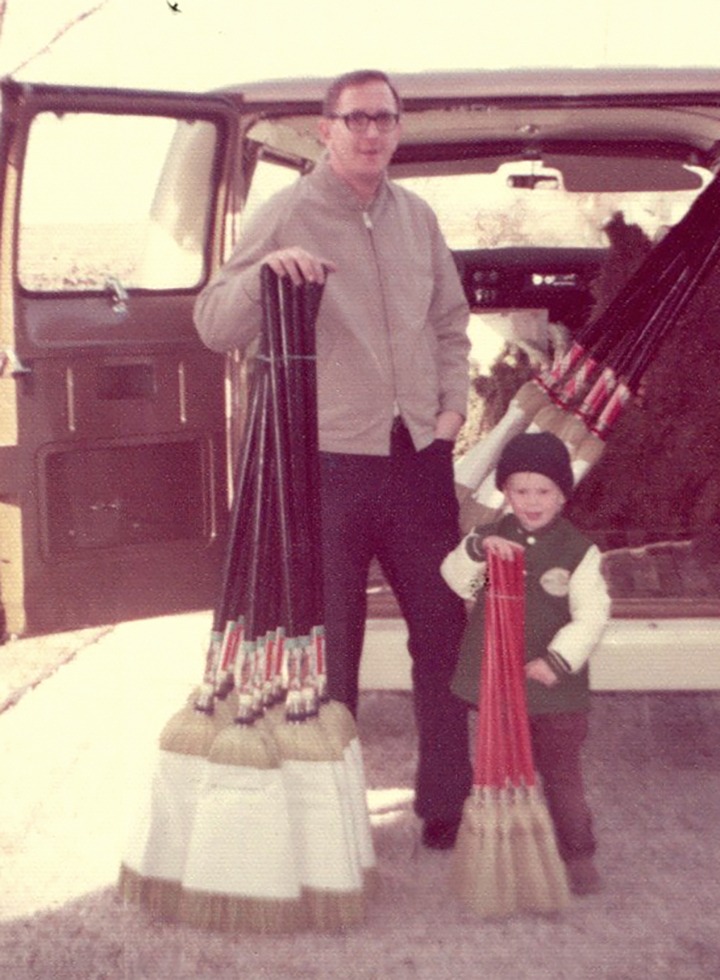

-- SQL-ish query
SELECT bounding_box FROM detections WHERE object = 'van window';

[396,163,705,250]
[241,156,302,232]
[18,112,218,292]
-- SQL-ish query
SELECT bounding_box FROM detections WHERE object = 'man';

[194,69,472,849]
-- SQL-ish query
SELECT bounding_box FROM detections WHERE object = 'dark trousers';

[530,711,597,862]
[319,423,472,822]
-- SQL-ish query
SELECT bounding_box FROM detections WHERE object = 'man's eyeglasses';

[329,110,400,133]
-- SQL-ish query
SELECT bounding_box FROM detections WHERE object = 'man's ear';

[317,117,331,146]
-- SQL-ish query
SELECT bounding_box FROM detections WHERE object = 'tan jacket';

[194,157,470,455]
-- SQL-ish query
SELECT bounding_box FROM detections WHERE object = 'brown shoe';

[566,857,603,896]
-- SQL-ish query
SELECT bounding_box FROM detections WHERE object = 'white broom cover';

[469,419,542,509]
[454,399,530,491]
[181,761,300,899]
[343,737,376,875]
[122,749,207,882]
[282,758,363,893]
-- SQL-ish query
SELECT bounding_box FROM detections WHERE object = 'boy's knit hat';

[495,431,574,498]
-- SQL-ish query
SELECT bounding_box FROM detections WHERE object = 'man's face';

[318,81,402,192]
[504,472,566,533]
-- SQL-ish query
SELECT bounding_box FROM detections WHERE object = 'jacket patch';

[540,567,571,597]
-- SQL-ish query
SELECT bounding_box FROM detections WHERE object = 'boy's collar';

[508,512,565,543]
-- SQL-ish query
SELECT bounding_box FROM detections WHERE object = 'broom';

[117,335,272,920]
[259,268,367,931]
[179,267,360,934]
[179,359,306,934]
[457,173,720,530]
[284,274,376,893]
[533,171,720,443]
[450,548,569,918]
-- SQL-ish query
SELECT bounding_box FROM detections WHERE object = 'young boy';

[441,431,610,895]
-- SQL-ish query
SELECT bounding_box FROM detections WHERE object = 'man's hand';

[434,410,465,441]
[265,247,336,286]
[525,657,559,688]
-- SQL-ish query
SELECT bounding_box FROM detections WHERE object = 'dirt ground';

[1,614,719,979]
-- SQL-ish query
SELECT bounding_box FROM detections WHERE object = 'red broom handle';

[504,553,536,786]
[473,550,528,788]
[474,582,501,787]
[496,555,521,785]
[494,550,535,787]
[495,553,526,786]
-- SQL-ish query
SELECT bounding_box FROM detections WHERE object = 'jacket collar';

[506,512,566,546]
[311,153,391,214]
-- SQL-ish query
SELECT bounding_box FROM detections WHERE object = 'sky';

[0,0,719,92]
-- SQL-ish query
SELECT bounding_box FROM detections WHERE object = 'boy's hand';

[483,535,524,562]
[525,657,559,687]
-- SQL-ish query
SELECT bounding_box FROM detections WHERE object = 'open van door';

[0,81,238,636]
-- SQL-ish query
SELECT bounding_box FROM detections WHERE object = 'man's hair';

[322,70,402,117]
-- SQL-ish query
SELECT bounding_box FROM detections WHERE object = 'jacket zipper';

[362,208,398,428]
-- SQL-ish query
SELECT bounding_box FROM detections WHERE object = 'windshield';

[395,163,706,250]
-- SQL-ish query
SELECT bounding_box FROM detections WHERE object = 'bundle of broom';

[450,548,570,918]
[120,266,375,933]
[456,171,720,531]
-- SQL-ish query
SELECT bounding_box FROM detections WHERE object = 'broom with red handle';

[462,173,720,532]
[450,548,569,917]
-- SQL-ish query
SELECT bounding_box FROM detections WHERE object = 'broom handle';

[263,267,327,718]
[474,552,509,788]
[196,353,267,707]
[578,172,720,363]
[503,552,536,786]
[489,550,535,788]
[495,553,524,786]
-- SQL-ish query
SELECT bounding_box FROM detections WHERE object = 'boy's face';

[504,472,566,533]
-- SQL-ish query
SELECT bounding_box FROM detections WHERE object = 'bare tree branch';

[7,0,112,76]
[0,1,9,54]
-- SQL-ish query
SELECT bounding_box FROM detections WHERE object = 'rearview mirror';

[506,172,561,190]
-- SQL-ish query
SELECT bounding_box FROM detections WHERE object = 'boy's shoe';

[566,857,603,895]
[421,816,461,850]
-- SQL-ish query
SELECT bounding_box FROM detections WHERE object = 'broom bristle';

[318,699,357,753]
[118,863,183,921]
[270,702,367,931]
[318,701,379,898]
[179,714,309,935]
[180,889,308,935]
[450,790,517,919]
[533,404,588,450]
[269,712,337,762]
[158,704,219,758]
[523,788,570,909]
[301,887,365,933]
[576,431,606,469]
[459,498,504,534]
[208,719,281,769]
[514,380,553,418]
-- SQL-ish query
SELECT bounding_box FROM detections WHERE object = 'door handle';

[0,347,31,378]
[105,276,129,316]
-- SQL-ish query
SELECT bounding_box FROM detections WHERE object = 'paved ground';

[2,615,720,979]
[0,625,113,713]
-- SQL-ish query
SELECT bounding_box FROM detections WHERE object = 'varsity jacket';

[442,513,611,715]
[194,155,471,456]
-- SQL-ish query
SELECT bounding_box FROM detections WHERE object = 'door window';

[18,111,218,292]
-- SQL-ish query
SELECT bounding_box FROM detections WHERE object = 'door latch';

[105,276,129,316]
[0,347,31,379]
